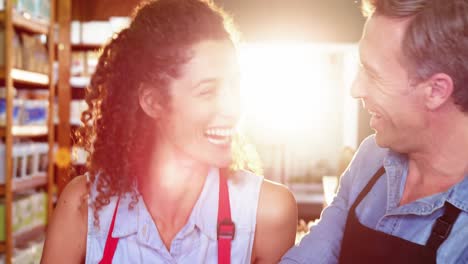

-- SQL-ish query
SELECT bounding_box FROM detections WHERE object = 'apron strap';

[350,167,386,212]
[99,197,121,264]
[98,169,235,264]
[426,201,461,251]
[217,168,235,264]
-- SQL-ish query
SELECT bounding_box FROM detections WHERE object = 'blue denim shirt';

[281,135,468,264]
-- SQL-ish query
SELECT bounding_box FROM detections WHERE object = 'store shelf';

[71,43,102,51]
[13,225,46,248]
[0,11,49,35]
[70,76,90,88]
[0,175,48,195]
[0,126,48,138]
[0,68,50,86]
[11,69,50,86]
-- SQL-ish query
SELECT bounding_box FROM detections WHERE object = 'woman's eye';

[198,86,217,96]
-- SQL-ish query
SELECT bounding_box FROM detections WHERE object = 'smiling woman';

[41,0,297,263]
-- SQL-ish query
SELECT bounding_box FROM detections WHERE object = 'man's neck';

[400,113,468,205]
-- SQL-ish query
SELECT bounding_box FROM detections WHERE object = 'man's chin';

[374,131,390,148]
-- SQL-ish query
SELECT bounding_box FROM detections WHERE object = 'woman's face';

[153,40,241,168]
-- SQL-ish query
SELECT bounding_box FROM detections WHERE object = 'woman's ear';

[138,84,163,119]
[423,73,454,110]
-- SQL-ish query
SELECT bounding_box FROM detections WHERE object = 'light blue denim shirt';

[86,168,263,263]
[281,135,468,264]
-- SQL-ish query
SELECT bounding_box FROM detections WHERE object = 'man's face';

[351,15,427,151]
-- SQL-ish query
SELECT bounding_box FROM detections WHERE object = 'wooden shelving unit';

[13,224,46,248]
[0,125,48,138]
[0,11,49,35]
[0,175,48,195]
[0,68,49,86]
[71,43,101,51]
[1,1,55,263]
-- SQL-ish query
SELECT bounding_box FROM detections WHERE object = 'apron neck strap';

[217,168,235,264]
[426,201,462,251]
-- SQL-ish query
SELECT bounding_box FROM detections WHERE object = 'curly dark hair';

[75,0,261,227]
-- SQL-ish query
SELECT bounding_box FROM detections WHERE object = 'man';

[281,0,468,263]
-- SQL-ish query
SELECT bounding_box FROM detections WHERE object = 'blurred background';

[0,0,376,262]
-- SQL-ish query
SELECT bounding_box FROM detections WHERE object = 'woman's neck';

[137,142,210,226]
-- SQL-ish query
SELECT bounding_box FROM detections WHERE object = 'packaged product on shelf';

[71,51,85,76]
[70,21,81,44]
[0,199,4,241]
[81,21,113,45]
[21,99,49,126]
[36,0,50,21]
[13,31,22,69]
[12,144,27,181]
[21,33,49,74]
[1,143,48,184]
[17,195,33,232]
[14,0,36,18]
[35,142,48,175]
[70,100,87,125]
[0,87,23,126]
[24,143,36,178]
[109,16,131,33]
[30,192,47,226]
[86,50,99,75]
[12,197,21,235]
[0,144,3,184]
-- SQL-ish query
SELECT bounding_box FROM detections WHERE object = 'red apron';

[99,170,235,264]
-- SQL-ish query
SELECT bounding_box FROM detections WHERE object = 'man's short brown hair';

[362,0,468,112]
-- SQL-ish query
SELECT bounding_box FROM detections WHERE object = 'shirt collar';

[112,192,139,238]
[111,167,220,242]
[384,149,468,214]
[191,167,220,240]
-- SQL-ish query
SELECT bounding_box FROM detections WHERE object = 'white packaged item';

[12,198,23,233]
[0,143,4,184]
[17,196,33,232]
[22,99,48,126]
[35,142,48,174]
[109,17,130,34]
[81,21,113,45]
[0,87,23,126]
[70,21,81,44]
[24,143,36,178]
[12,144,27,181]
[30,192,47,226]
[70,100,87,125]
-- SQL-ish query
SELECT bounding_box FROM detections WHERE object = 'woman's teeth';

[205,128,233,137]
[205,128,233,145]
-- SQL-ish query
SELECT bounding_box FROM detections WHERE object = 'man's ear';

[423,73,454,110]
[138,84,164,119]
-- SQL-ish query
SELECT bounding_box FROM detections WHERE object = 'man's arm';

[280,136,376,264]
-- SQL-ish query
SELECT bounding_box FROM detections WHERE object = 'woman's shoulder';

[252,180,298,262]
[257,179,297,226]
[59,175,89,216]
[42,175,89,262]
